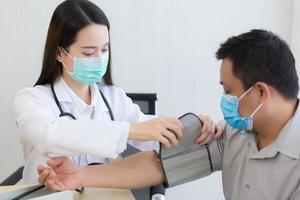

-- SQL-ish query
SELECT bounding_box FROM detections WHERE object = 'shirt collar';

[277,100,300,159]
[249,100,300,160]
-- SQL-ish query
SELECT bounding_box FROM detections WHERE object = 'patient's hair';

[216,29,299,100]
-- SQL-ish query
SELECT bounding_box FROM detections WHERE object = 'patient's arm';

[83,151,164,189]
[38,115,223,191]
[38,151,164,191]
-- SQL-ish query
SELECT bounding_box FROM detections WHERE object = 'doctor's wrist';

[128,123,141,140]
[128,122,152,141]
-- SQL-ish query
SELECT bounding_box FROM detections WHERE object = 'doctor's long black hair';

[35,0,113,86]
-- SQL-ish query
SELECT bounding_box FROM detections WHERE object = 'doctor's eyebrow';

[80,42,110,49]
[81,46,96,49]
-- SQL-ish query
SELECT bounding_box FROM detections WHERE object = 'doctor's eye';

[82,53,93,56]
[102,48,109,53]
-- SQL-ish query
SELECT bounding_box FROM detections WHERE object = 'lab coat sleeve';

[14,88,129,159]
[207,121,226,172]
[116,88,159,152]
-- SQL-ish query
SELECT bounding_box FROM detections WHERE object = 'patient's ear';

[254,82,270,103]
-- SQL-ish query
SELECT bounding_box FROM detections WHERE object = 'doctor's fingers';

[196,123,222,145]
[161,128,179,147]
[196,116,214,144]
[164,117,183,129]
[197,121,221,145]
[214,124,223,139]
[157,134,172,148]
[161,118,183,139]
[198,114,211,132]
[199,127,215,145]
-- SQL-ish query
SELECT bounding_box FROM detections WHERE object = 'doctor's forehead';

[74,24,109,48]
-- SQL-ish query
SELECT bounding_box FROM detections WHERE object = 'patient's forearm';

[80,151,165,189]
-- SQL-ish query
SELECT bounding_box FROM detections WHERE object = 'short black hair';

[216,29,299,100]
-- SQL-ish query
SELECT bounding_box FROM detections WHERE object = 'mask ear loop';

[238,86,253,101]
[59,46,74,60]
[250,103,263,118]
[58,47,74,76]
[238,85,263,118]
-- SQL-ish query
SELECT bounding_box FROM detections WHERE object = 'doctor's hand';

[37,157,83,191]
[129,117,183,148]
[195,114,223,145]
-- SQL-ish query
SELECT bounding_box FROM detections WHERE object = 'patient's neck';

[254,99,298,150]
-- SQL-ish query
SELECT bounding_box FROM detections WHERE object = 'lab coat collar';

[53,77,109,114]
[53,77,72,103]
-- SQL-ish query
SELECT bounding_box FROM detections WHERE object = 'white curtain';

[292,0,300,72]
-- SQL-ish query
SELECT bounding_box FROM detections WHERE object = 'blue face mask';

[220,87,263,131]
[60,47,109,85]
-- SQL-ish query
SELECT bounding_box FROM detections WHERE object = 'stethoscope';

[49,84,115,193]
[50,84,114,121]
[13,85,116,198]
[50,84,115,164]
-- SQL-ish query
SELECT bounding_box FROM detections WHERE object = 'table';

[0,185,135,200]
[74,187,134,200]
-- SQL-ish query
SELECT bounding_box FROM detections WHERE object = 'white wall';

[0,0,295,199]
[0,0,63,183]
[292,0,300,72]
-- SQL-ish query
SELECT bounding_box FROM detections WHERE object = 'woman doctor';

[14,0,218,183]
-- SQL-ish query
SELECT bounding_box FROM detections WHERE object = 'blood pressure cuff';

[159,113,213,188]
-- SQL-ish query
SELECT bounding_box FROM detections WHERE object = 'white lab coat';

[14,77,158,183]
